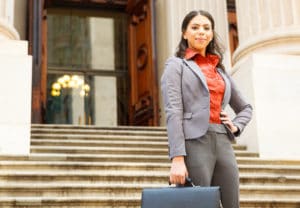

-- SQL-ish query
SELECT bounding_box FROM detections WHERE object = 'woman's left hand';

[220,111,238,134]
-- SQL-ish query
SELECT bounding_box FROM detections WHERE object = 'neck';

[197,48,206,57]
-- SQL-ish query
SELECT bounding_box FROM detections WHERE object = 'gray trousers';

[184,124,240,208]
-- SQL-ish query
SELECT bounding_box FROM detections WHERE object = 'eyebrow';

[190,23,211,26]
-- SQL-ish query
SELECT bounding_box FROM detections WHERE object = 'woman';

[161,10,252,208]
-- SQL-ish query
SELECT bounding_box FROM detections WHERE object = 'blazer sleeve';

[161,57,186,159]
[228,75,253,136]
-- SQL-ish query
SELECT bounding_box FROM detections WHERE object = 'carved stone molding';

[0,18,20,40]
[232,28,300,65]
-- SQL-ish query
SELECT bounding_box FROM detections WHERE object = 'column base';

[0,124,30,155]
[233,53,300,159]
[0,40,32,155]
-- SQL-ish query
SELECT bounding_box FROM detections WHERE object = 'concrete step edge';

[1,154,299,165]
[31,124,166,131]
[31,139,168,145]
[30,145,252,153]
[238,164,300,170]
[239,198,300,202]
[30,139,247,150]
[0,170,169,176]
[31,134,168,141]
[0,161,171,166]
[239,184,300,190]
[0,196,299,202]
[0,182,299,189]
[0,153,170,162]
[3,154,300,168]
[30,145,257,155]
[1,164,299,180]
[237,158,300,165]
[30,149,258,158]
[1,170,300,176]
[0,197,298,208]
[0,183,164,188]
[1,160,300,170]
[31,129,167,135]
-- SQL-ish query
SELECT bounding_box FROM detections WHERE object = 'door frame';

[127,0,159,126]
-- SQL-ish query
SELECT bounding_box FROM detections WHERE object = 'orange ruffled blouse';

[185,48,225,124]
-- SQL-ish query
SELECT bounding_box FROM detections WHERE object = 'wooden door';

[127,0,159,126]
[29,0,47,123]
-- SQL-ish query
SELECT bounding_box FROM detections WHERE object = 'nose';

[198,27,205,35]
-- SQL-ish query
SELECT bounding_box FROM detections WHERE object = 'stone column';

[0,0,20,40]
[233,0,300,159]
[155,0,231,124]
[0,0,32,154]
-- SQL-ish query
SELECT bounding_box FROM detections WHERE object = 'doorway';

[30,0,159,126]
[45,9,129,126]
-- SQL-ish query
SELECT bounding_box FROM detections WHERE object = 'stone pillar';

[233,0,300,159]
[0,0,32,154]
[155,0,231,124]
[0,0,19,40]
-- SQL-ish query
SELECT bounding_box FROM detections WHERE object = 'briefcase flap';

[141,186,220,208]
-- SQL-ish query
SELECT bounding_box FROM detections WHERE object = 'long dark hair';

[175,10,225,71]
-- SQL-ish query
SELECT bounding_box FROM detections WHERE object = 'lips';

[195,38,207,42]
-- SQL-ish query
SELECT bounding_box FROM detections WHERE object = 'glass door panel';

[46,9,128,125]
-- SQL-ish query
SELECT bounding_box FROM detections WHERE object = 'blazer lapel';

[217,68,231,109]
[183,59,209,92]
[183,59,231,108]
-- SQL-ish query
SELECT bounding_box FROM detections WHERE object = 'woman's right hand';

[169,156,188,185]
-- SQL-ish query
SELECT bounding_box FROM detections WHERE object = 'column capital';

[234,0,300,64]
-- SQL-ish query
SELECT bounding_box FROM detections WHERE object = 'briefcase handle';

[185,177,195,187]
[168,177,224,207]
[168,177,195,187]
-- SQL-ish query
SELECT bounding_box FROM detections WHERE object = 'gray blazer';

[161,56,253,159]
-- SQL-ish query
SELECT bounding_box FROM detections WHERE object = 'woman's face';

[183,14,213,56]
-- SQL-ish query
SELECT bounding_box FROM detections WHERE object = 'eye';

[191,26,198,30]
[204,26,211,30]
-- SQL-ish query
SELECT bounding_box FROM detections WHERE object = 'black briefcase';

[141,178,221,208]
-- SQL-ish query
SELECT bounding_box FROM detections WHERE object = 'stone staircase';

[0,124,299,208]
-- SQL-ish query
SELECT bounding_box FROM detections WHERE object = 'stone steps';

[31,134,168,142]
[0,125,298,207]
[0,196,298,208]
[31,129,168,137]
[0,154,170,163]
[30,138,247,150]
[0,168,299,186]
[240,199,300,208]
[31,124,166,131]
[0,161,299,176]
[0,196,140,208]
[1,153,300,165]
[30,145,259,157]
[0,183,299,198]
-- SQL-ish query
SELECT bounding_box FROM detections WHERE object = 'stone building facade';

[0,0,299,159]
